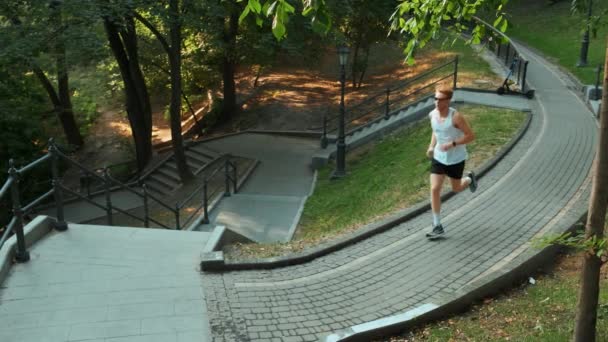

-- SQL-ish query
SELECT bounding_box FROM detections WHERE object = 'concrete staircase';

[313,95,434,168]
[143,143,222,197]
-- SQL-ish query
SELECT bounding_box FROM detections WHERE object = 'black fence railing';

[0,139,238,263]
[471,16,534,98]
[321,57,458,148]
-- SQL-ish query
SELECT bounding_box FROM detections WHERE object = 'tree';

[101,5,154,172]
[0,0,84,147]
[326,0,397,89]
[572,38,608,342]
[132,1,193,181]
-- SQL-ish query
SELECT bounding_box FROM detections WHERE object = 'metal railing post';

[49,140,67,231]
[521,60,529,93]
[142,184,149,228]
[103,167,113,226]
[593,64,602,101]
[496,43,501,58]
[384,88,390,119]
[517,58,523,85]
[202,181,209,224]
[8,160,30,262]
[232,161,237,194]
[505,44,510,65]
[453,56,459,89]
[224,159,230,197]
[320,114,328,149]
[174,204,180,230]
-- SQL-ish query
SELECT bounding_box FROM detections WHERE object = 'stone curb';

[200,110,532,272]
[0,216,55,285]
[323,179,590,341]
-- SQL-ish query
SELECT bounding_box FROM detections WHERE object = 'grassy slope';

[506,0,608,84]
[297,105,525,241]
[385,252,608,341]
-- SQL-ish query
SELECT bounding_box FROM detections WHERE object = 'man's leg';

[449,172,477,193]
[450,176,470,192]
[430,173,445,226]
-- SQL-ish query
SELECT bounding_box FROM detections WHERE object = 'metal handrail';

[17,154,52,174]
[22,189,55,213]
[0,176,14,199]
[326,61,457,136]
[0,217,17,249]
[178,156,237,228]
[471,16,531,93]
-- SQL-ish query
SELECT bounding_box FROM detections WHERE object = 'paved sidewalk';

[200,46,597,341]
[0,224,212,342]
[195,134,319,243]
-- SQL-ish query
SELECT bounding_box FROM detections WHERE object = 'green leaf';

[500,18,508,32]
[272,16,286,39]
[256,16,264,26]
[248,0,262,13]
[267,1,278,16]
[282,0,295,13]
[238,5,251,24]
[493,16,502,28]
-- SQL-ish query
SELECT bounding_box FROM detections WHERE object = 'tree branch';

[132,11,171,54]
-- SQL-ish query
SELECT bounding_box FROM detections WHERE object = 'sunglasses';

[433,97,449,101]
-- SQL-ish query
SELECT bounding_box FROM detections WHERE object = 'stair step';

[150,173,181,189]
[144,179,173,196]
[186,158,204,170]
[188,145,221,159]
[157,167,181,182]
[185,151,210,165]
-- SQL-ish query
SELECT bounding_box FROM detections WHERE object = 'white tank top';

[430,107,467,165]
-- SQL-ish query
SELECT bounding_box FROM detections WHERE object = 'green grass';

[505,0,608,84]
[384,252,608,342]
[296,104,526,241]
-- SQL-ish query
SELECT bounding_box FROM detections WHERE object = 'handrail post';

[224,159,230,197]
[593,64,602,101]
[384,88,390,119]
[49,141,67,231]
[142,184,149,228]
[202,181,209,224]
[505,44,510,65]
[103,167,113,226]
[521,60,529,93]
[174,204,180,230]
[453,56,459,89]
[320,114,328,149]
[8,160,30,262]
[496,43,501,58]
[232,161,237,194]
[516,58,523,85]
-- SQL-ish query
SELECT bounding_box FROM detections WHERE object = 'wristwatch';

[452,141,457,147]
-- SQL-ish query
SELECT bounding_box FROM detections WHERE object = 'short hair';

[436,85,453,99]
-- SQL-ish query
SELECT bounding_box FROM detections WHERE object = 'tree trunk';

[573,37,608,342]
[56,38,83,147]
[221,5,238,122]
[103,17,152,172]
[357,46,370,89]
[169,0,193,182]
[351,37,360,89]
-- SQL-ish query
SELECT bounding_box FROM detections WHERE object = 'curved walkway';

[200,45,598,341]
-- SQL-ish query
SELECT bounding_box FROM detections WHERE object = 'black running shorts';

[430,159,465,179]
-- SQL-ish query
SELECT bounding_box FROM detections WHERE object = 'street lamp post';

[332,45,349,179]
[577,0,593,67]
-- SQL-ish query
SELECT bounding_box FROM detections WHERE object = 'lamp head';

[337,46,350,67]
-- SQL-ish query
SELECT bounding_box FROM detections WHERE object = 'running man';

[425,85,477,239]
